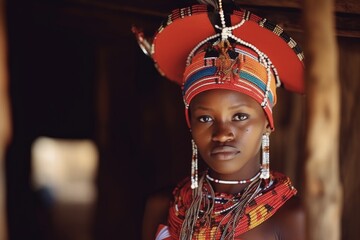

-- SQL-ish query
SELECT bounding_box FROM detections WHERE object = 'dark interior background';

[4,0,360,239]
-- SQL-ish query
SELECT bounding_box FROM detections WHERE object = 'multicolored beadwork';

[168,171,297,239]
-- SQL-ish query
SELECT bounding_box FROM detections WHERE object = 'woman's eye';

[198,116,213,123]
[233,113,248,121]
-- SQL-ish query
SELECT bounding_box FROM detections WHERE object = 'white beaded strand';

[215,19,246,42]
[186,33,220,66]
[206,171,261,185]
[218,0,226,28]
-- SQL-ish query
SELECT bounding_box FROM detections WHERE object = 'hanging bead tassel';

[191,139,199,189]
[260,133,270,180]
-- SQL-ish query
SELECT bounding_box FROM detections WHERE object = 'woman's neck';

[207,164,261,194]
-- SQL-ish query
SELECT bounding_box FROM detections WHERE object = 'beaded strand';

[206,171,261,185]
[186,33,220,66]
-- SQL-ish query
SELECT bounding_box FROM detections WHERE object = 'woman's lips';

[210,146,239,161]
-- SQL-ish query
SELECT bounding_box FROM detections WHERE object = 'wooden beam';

[303,0,342,239]
[29,1,360,39]
[0,0,10,239]
[235,0,360,14]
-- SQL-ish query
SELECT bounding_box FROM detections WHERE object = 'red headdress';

[133,0,304,129]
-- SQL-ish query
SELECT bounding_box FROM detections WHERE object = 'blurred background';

[0,0,359,239]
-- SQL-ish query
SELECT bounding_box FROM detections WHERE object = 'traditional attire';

[155,171,296,239]
[134,0,304,239]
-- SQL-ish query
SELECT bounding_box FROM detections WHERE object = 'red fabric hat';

[132,3,305,130]
[151,4,304,93]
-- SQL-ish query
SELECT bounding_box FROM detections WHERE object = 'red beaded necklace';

[167,171,297,239]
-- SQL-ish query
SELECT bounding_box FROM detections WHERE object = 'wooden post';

[303,0,342,239]
[0,0,11,239]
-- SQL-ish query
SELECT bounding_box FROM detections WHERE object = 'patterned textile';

[155,171,296,239]
[182,45,277,129]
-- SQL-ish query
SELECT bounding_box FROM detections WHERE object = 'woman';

[137,0,305,239]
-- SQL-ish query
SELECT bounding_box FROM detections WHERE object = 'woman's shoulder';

[240,194,305,240]
[269,172,304,230]
[272,195,305,240]
[276,194,304,216]
[142,177,192,240]
[142,186,174,240]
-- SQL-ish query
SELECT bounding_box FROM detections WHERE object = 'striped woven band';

[182,45,277,129]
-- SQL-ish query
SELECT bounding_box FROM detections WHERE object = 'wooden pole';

[303,0,342,239]
[0,0,11,239]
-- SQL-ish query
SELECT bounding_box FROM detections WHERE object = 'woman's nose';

[212,122,235,143]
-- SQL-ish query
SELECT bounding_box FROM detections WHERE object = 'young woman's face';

[190,89,270,179]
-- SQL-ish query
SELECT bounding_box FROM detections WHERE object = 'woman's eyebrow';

[192,104,249,111]
[192,105,213,111]
[228,103,249,110]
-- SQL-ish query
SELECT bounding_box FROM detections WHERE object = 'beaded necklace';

[206,171,261,185]
[167,171,297,239]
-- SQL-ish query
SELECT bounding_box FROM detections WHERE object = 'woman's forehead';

[190,89,260,109]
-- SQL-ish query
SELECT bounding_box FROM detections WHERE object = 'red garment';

[155,171,296,239]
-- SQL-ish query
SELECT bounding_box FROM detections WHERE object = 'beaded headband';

[183,43,278,128]
[133,1,304,129]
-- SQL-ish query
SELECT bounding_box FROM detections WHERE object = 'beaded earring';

[191,139,199,189]
[260,133,270,180]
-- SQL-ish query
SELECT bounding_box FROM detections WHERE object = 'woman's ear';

[264,120,272,134]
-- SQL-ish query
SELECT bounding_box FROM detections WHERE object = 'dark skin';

[190,89,269,194]
[142,89,305,240]
[142,188,173,240]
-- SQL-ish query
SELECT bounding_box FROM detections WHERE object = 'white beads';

[186,33,220,66]
[191,139,199,189]
[218,0,226,28]
[206,171,261,185]
[260,133,270,180]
